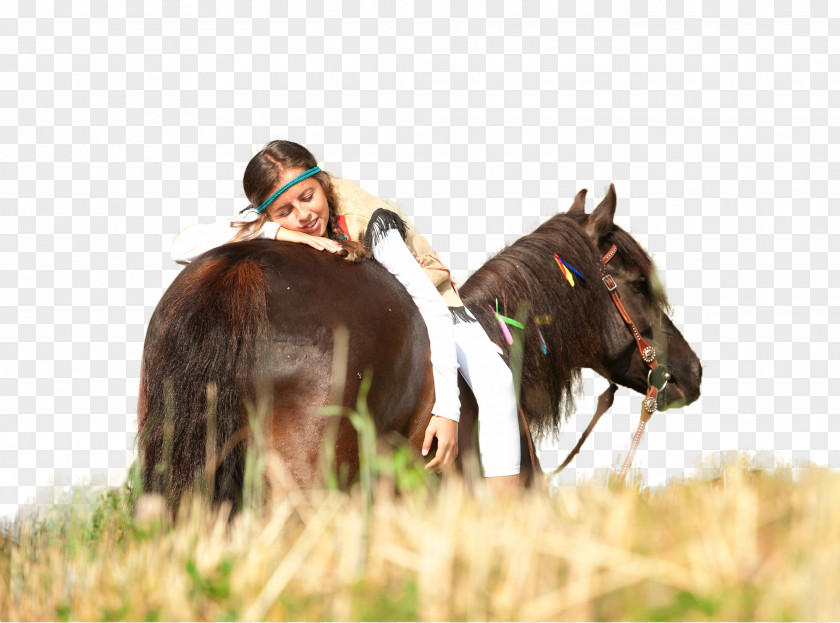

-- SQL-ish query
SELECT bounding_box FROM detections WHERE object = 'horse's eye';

[632,278,647,292]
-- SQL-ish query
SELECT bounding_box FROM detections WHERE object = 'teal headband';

[256,166,321,213]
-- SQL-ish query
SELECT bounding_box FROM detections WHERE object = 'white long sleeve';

[170,216,280,265]
[372,229,461,422]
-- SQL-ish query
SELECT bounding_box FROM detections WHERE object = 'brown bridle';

[554,243,671,486]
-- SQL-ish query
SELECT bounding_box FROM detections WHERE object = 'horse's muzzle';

[658,358,702,411]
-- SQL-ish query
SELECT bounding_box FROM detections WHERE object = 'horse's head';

[570,185,702,411]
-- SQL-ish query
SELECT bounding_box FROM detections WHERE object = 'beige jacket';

[332,178,464,308]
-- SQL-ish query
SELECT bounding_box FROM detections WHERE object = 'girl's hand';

[422,415,458,473]
[274,226,345,254]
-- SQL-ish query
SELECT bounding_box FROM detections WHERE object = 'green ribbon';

[495,299,524,329]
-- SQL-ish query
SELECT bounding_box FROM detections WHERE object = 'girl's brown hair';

[232,140,343,241]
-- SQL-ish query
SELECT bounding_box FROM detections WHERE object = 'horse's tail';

[137,252,272,512]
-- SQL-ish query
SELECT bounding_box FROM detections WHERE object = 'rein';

[555,243,671,486]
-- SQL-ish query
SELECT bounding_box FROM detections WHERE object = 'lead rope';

[616,386,657,486]
[553,383,618,474]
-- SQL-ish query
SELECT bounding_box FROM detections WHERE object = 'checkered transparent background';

[1,1,837,517]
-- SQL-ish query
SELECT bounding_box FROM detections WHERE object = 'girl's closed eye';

[274,193,313,219]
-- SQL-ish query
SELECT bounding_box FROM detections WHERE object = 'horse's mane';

[460,210,668,437]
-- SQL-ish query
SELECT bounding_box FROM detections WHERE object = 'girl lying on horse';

[170,140,521,494]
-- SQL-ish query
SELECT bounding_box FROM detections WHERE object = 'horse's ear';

[568,188,587,214]
[586,183,617,240]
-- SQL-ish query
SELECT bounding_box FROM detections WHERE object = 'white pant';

[453,313,521,477]
[372,230,521,477]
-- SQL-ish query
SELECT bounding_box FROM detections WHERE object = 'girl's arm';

[370,228,461,472]
[171,219,345,265]
[171,219,280,265]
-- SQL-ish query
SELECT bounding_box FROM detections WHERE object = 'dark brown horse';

[138,185,701,509]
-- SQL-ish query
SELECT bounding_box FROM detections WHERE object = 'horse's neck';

[461,255,598,434]
[461,246,603,371]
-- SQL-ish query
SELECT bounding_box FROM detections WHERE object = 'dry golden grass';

[1,456,838,621]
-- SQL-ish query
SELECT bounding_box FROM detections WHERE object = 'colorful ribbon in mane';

[490,298,524,345]
[554,252,586,286]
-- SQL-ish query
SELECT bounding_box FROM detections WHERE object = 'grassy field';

[1,450,838,621]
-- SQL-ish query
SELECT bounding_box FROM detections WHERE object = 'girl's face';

[264,168,330,237]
